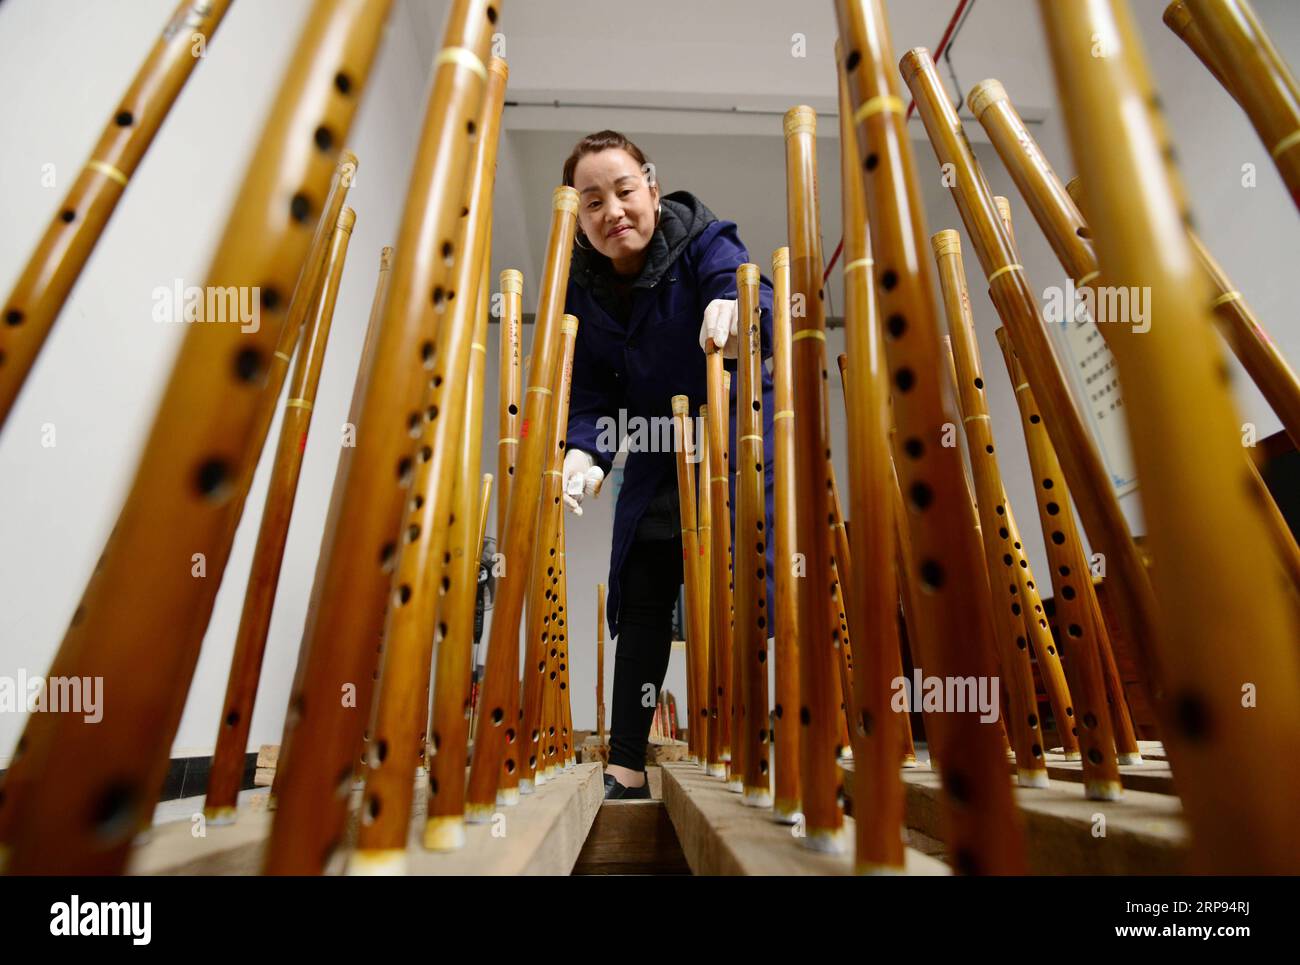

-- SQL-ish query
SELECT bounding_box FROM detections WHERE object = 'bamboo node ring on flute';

[852,94,906,124]
[1270,129,1300,159]
[986,262,1024,283]
[433,45,488,82]
[85,159,129,186]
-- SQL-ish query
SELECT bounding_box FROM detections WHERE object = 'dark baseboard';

[0,752,260,804]
[158,752,260,802]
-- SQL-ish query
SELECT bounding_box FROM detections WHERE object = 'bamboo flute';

[698,403,724,778]
[704,357,736,783]
[497,269,523,535]
[836,355,918,772]
[1183,0,1300,212]
[263,3,499,875]
[782,105,844,851]
[418,256,494,855]
[835,0,1026,873]
[1085,568,1143,764]
[558,530,575,768]
[900,45,1163,706]
[1164,1,1236,96]
[889,454,943,772]
[996,325,1138,778]
[464,188,577,817]
[733,264,773,806]
[0,0,234,428]
[206,204,356,824]
[769,247,801,821]
[828,553,857,761]
[931,229,1051,786]
[833,52,908,858]
[672,396,709,767]
[1039,0,1300,871]
[1185,232,1300,451]
[0,0,392,875]
[519,314,579,788]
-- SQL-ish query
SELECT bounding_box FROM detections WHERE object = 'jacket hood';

[570,189,718,294]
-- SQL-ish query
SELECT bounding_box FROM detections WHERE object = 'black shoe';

[603,771,651,800]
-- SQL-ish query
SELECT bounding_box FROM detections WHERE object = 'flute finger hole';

[845,50,860,71]
[4,309,21,326]
[918,559,944,591]
[314,125,334,152]
[91,782,138,843]
[59,209,76,224]
[114,110,134,127]
[195,458,231,500]
[233,347,264,383]
[864,153,879,172]
[289,192,312,223]
[894,367,915,392]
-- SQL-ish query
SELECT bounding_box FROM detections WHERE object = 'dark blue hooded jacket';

[563,191,777,637]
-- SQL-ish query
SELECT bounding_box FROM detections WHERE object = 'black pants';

[608,536,683,771]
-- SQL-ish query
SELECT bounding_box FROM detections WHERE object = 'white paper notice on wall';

[1052,313,1139,496]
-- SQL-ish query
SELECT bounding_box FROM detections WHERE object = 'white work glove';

[697,298,739,358]
[562,447,605,516]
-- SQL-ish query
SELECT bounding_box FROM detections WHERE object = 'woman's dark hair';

[562,130,655,188]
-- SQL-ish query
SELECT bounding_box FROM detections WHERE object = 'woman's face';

[573,148,659,272]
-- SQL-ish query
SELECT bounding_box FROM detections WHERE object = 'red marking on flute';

[298,431,308,454]
[520,418,530,438]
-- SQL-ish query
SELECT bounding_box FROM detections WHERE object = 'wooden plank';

[407,762,604,875]
[902,768,1188,874]
[661,762,948,875]
[130,762,604,875]
[129,792,273,875]
[1010,757,1177,795]
[573,800,690,875]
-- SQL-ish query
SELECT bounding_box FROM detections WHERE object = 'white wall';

[3,0,1298,766]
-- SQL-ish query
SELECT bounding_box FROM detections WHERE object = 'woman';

[558,130,778,799]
